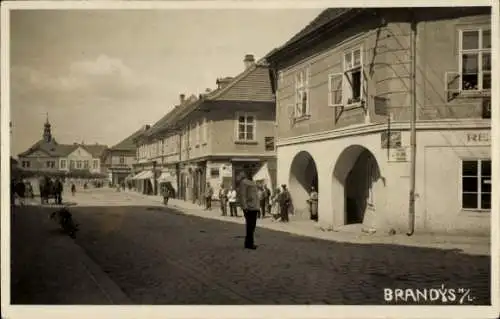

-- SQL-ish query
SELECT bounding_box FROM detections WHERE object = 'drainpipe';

[407,12,417,236]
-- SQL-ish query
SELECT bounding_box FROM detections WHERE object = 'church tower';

[43,113,52,142]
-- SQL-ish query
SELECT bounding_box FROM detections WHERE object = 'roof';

[174,60,274,124]
[18,139,108,158]
[81,144,108,158]
[266,8,361,63]
[111,126,150,151]
[283,8,352,48]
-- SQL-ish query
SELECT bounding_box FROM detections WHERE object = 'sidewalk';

[10,205,132,304]
[112,189,490,256]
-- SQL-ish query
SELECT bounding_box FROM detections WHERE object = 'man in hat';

[237,170,260,250]
[278,184,291,222]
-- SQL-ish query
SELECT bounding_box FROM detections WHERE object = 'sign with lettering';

[381,131,402,149]
[465,132,490,144]
[389,148,408,162]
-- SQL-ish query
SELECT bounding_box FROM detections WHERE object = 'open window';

[343,47,365,106]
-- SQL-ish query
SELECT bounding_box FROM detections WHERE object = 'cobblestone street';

[11,189,491,305]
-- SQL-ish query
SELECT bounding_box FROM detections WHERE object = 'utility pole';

[407,13,417,236]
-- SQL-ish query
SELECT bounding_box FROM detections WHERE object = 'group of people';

[11,178,34,206]
[215,183,240,217]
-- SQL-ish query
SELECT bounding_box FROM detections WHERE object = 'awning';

[130,171,145,180]
[252,163,269,184]
[157,172,174,182]
[132,171,151,180]
[140,171,154,180]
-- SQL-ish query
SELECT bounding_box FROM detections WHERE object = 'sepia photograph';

[2,1,498,318]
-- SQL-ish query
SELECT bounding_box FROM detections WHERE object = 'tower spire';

[43,113,52,142]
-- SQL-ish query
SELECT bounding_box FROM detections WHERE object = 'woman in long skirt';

[270,188,281,221]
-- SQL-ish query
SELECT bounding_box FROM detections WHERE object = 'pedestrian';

[16,180,26,206]
[257,185,265,219]
[71,183,76,196]
[238,170,260,250]
[205,182,213,210]
[270,188,281,221]
[55,178,63,205]
[308,186,319,221]
[227,186,238,217]
[264,184,272,216]
[219,184,228,216]
[161,183,171,206]
[278,184,291,222]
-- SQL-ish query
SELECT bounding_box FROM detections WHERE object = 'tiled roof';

[18,139,107,158]
[283,8,352,47]
[111,126,150,150]
[81,144,108,158]
[205,63,274,102]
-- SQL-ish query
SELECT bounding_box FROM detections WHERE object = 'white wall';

[277,127,491,234]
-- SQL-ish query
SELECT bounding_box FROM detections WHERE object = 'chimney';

[145,124,151,130]
[244,54,255,69]
[216,77,234,89]
[179,94,186,104]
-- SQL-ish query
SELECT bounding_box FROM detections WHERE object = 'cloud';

[11,54,151,103]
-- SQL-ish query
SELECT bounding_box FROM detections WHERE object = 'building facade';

[267,7,491,235]
[103,125,150,185]
[17,118,108,177]
[132,54,277,204]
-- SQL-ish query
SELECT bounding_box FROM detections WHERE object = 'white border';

[2,1,499,319]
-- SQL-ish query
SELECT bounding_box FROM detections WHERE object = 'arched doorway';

[288,151,319,218]
[332,145,381,225]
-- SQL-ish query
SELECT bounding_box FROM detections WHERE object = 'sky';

[9,8,323,157]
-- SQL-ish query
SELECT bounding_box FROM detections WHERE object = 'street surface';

[11,189,491,305]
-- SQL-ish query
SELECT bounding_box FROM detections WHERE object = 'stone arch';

[288,151,319,218]
[332,145,382,226]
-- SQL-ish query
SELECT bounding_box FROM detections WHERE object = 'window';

[84,160,89,169]
[93,159,99,169]
[461,159,491,210]
[294,68,309,117]
[265,136,275,151]
[60,160,66,169]
[459,29,491,91]
[119,156,125,164]
[46,161,55,169]
[329,47,365,107]
[210,167,220,178]
[22,161,31,168]
[76,160,82,169]
[236,113,256,141]
[344,47,364,105]
[70,160,75,169]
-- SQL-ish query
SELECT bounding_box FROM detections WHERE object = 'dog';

[50,207,79,238]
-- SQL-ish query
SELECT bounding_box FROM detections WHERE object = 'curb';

[71,241,133,304]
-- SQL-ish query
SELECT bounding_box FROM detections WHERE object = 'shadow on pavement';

[10,204,491,305]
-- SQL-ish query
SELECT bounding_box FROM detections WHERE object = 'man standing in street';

[204,182,214,210]
[227,186,238,217]
[279,184,291,223]
[54,177,63,205]
[237,170,259,250]
[219,184,228,216]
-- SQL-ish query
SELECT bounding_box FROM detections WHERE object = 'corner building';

[266,7,491,235]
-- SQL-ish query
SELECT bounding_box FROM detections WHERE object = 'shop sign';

[381,131,402,149]
[389,148,408,162]
[465,131,490,144]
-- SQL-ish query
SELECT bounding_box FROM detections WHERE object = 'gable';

[213,66,274,102]
[67,146,93,158]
